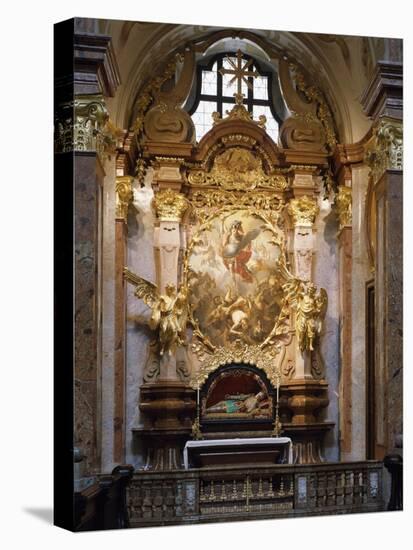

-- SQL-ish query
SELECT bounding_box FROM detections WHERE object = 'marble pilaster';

[348,164,370,461]
[312,196,340,462]
[337,225,352,456]
[287,193,319,379]
[374,169,403,458]
[74,152,105,473]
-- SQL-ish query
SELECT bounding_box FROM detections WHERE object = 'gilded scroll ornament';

[132,54,182,141]
[187,147,288,191]
[212,97,269,129]
[152,189,189,222]
[189,189,284,224]
[135,158,147,186]
[141,49,196,144]
[115,176,134,222]
[335,185,352,229]
[283,280,328,352]
[287,196,319,227]
[364,117,403,184]
[124,268,188,357]
[289,63,337,150]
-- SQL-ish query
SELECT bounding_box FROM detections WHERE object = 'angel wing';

[238,227,261,249]
[123,267,159,308]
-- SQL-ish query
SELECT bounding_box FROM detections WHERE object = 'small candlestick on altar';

[197,381,200,408]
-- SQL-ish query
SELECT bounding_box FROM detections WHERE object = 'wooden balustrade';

[127,461,384,527]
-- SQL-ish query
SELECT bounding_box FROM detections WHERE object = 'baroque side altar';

[123,82,334,468]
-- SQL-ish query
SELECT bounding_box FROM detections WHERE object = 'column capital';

[54,94,125,159]
[364,116,403,185]
[115,176,134,223]
[287,195,319,227]
[152,189,189,223]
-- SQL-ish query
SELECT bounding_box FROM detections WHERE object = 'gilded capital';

[335,185,352,229]
[116,176,134,222]
[364,117,403,184]
[55,94,109,154]
[287,195,319,227]
[152,189,189,222]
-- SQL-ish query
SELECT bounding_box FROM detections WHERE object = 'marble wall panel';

[125,176,156,468]
[349,165,371,461]
[313,196,340,461]
[376,170,403,457]
[74,153,104,473]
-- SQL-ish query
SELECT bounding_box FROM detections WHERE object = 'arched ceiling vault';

[104,20,375,144]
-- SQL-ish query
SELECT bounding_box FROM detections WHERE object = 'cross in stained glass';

[219,49,260,103]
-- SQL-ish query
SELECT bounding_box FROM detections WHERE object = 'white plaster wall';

[313,195,340,462]
[125,172,155,468]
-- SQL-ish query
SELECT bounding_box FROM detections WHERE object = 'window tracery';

[187,52,283,143]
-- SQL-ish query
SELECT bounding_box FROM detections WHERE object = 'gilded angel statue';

[124,268,188,356]
[283,279,327,352]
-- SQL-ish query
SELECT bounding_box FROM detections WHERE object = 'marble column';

[361,52,402,506]
[362,53,403,459]
[374,168,403,458]
[54,20,121,474]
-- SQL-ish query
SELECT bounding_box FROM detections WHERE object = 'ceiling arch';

[104,20,375,144]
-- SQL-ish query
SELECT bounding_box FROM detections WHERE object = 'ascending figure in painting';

[205,391,269,416]
[221,219,260,284]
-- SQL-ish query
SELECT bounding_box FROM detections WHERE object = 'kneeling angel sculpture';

[124,268,188,356]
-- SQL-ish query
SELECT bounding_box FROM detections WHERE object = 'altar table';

[183,437,293,469]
